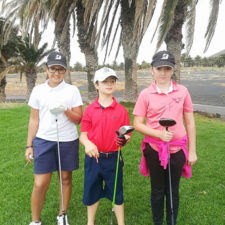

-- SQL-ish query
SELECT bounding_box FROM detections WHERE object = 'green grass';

[0,105,225,225]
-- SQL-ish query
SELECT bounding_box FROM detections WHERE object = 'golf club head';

[118,125,134,136]
[159,118,176,128]
[49,105,65,115]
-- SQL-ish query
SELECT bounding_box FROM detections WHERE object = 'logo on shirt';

[173,97,183,103]
[112,115,117,119]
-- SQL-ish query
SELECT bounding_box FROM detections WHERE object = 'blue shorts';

[33,137,79,174]
[83,151,124,206]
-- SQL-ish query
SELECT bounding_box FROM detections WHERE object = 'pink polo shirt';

[80,97,130,152]
[133,81,193,153]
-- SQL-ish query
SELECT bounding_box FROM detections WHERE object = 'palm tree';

[1,0,77,84]
[14,35,52,101]
[0,18,19,101]
[1,32,52,101]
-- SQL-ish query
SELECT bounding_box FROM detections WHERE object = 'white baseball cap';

[93,67,118,83]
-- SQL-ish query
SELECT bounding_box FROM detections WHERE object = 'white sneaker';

[29,222,41,225]
[57,214,69,225]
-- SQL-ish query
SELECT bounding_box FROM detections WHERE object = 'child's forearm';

[79,132,89,147]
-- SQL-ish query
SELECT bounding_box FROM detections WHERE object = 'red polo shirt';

[80,97,130,152]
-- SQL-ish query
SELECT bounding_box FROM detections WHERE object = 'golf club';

[50,105,66,225]
[159,118,176,225]
[110,125,134,225]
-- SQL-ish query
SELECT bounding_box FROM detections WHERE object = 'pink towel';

[139,135,191,178]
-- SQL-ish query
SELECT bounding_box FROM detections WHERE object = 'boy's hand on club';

[116,131,128,147]
[117,136,127,146]
[159,130,173,142]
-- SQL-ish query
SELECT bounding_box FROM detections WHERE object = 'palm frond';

[108,17,120,57]
[133,0,145,44]
[141,0,156,36]
[71,10,76,37]
[155,0,179,51]
[90,14,98,49]
[134,0,156,45]
[82,0,93,25]
[60,1,77,43]
[88,0,102,28]
[95,0,111,44]
[101,0,118,48]
[101,0,120,49]
[114,32,122,62]
[204,0,221,53]
[185,0,197,55]
[151,0,168,43]
[128,0,132,8]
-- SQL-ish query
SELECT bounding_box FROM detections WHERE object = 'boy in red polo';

[80,67,131,225]
[133,50,197,225]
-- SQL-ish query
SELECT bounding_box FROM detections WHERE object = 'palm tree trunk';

[124,57,138,102]
[54,0,75,84]
[25,70,37,102]
[84,50,98,103]
[55,22,72,84]
[120,0,138,102]
[165,0,188,83]
[76,0,98,103]
[0,76,7,102]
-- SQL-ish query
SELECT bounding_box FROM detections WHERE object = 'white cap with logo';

[93,67,118,83]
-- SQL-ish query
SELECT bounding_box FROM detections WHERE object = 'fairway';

[0,105,225,225]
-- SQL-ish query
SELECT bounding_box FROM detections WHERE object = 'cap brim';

[152,61,174,68]
[47,61,67,69]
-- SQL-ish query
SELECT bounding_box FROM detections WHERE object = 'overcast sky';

[41,0,225,66]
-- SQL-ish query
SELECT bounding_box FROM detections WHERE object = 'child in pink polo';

[133,50,197,225]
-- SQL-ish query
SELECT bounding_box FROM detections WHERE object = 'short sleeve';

[183,89,193,112]
[71,86,83,108]
[80,107,92,132]
[28,86,39,109]
[133,90,148,117]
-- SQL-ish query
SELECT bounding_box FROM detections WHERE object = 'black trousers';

[144,143,185,225]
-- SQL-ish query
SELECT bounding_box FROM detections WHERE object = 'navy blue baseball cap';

[46,51,67,69]
[151,50,175,68]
